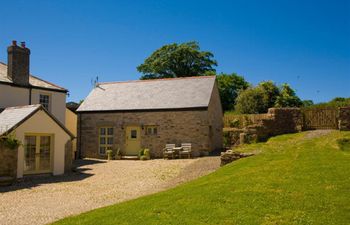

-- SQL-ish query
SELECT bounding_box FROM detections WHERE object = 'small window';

[99,127,114,155]
[39,94,50,111]
[145,126,158,135]
[131,130,137,139]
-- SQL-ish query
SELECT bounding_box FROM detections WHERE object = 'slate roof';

[0,105,41,135]
[0,62,67,92]
[77,76,216,112]
[0,104,74,138]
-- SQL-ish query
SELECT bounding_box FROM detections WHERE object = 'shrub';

[235,87,268,114]
[337,138,350,151]
[0,134,21,150]
[139,149,151,160]
[229,119,240,128]
[106,150,113,160]
[138,149,145,159]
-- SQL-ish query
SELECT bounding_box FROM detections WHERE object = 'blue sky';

[0,0,349,103]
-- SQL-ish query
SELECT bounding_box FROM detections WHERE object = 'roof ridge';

[30,74,67,91]
[98,75,216,85]
[2,104,41,110]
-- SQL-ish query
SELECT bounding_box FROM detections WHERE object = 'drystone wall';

[224,108,303,147]
[339,107,350,131]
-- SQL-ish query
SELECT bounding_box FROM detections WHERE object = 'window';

[39,94,50,111]
[131,130,137,139]
[145,126,158,135]
[99,127,114,155]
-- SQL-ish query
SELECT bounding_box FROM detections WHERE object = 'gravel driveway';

[0,157,220,225]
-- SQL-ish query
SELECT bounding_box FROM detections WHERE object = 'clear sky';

[1,0,349,103]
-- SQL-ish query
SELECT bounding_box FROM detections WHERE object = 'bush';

[139,148,151,160]
[229,119,240,128]
[106,150,113,160]
[0,134,21,150]
[337,138,350,151]
[235,87,268,114]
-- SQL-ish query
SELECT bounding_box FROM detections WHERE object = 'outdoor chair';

[163,144,176,159]
[179,143,192,159]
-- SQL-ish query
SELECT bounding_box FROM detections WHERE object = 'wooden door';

[125,126,141,155]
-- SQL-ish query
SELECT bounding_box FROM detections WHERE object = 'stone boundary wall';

[224,108,302,146]
[339,107,350,131]
[0,143,18,178]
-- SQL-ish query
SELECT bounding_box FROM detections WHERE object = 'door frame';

[124,126,142,155]
[23,133,54,175]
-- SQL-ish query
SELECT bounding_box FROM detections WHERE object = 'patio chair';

[179,143,192,159]
[163,144,176,159]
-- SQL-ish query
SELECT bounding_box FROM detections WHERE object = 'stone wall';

[0,143,18,178]
[78,109,222,159]
[339,107,350,131]
[64,140,73,173]
[224,108,302,146]
[207,82,224,151]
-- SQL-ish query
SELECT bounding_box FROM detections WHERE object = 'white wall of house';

[0,83,66,123]
[31,89,66,123]
[0,84,29,108]
[12,109,71,178]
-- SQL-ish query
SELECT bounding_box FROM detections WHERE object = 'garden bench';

[179,143,192,159]
[163,144,176,159]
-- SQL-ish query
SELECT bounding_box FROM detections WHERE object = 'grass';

[54,131,350,225]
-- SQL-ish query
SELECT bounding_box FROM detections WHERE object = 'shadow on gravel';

[0,159,105,193]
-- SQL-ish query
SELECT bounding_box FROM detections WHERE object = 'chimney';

[7,40,30,86]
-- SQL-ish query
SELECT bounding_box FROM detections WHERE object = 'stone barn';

[77,76,223,158]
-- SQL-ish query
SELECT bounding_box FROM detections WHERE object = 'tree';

[302,100,314,107]
[257,81,280,109]
[275,84,302,107]
[216,73,249,111]
[138,41,217,79]
[235,87,268,114]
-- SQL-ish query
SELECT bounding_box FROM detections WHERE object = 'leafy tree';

[216,73,249,111]
[138,41,217,79]
[275,83,302,107]
[302,100,314,107]
[235,87,268,114]
[257,81,280,108]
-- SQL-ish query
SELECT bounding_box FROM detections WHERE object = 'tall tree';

[257,81,280,109]
[138,41,217,79]
[216,73,249,111]
[235,87,268,114]
[275,83,302,107]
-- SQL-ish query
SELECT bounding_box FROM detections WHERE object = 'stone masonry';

[224,108,303,146]
[339,107,350,131]
[78,109,223,159]
[0,143,18,178]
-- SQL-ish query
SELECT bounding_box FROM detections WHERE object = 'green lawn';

[54,131,350,225]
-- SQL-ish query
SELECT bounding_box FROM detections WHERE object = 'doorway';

[24,134,53,174]
[125,126,141,155]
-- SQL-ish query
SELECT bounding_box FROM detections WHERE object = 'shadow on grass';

[0,159,106,193]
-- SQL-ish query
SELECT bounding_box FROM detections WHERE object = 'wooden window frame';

[39,93,51,111]
[98,127,114,155]
[145,125,158,136]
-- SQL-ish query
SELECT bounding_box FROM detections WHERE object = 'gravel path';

[0,157,220,225]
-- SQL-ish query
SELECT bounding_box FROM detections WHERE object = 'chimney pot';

[20,42,26,48]
[12,40,17,46]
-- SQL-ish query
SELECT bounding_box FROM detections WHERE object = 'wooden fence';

[302,108,339,130]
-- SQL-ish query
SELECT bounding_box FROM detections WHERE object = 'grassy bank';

[54,131,350,225]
